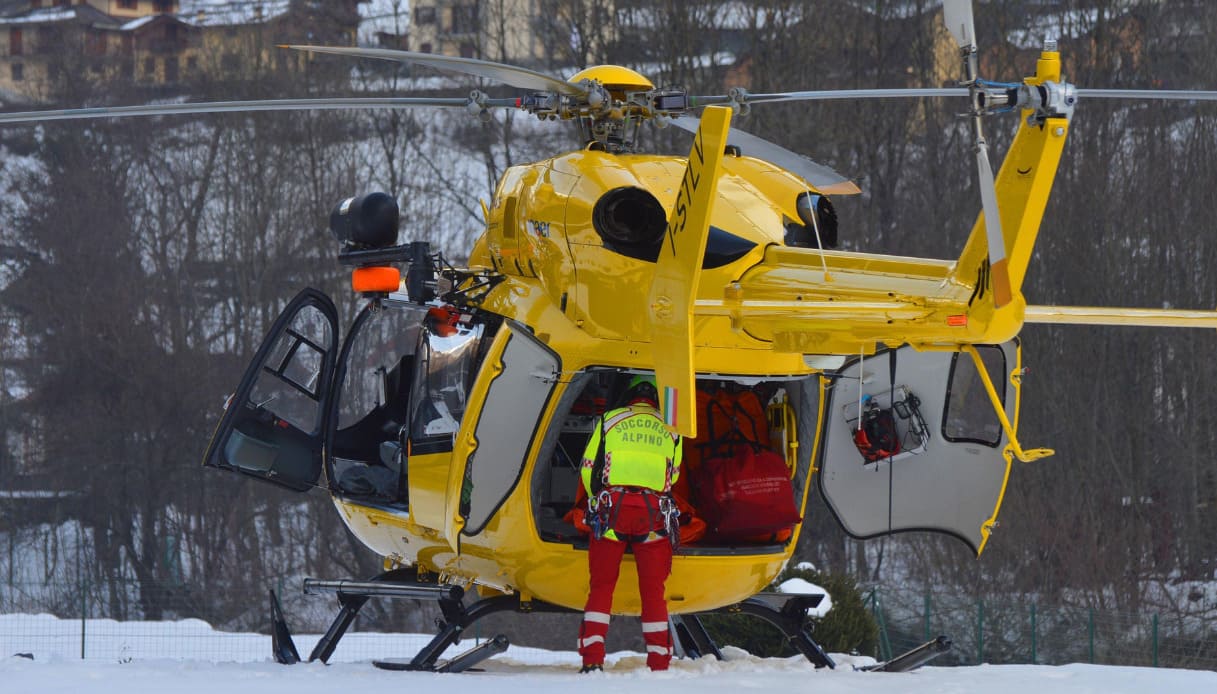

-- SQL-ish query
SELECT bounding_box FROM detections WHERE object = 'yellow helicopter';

[5,0,1217,674]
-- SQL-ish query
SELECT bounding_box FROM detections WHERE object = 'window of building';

[451,5,478,33]
[86,32,106,57]
[11,63,23,81]
[459,42,474,58]
[419,42,432,54]
[164,56,178,82]
[9,29,21,57]
[186,55,197,71]
[414,6,436,25]
[118,0,137,9]
[144,56,156,77]
[153,0,174,12]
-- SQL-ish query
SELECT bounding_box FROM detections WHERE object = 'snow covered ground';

[5,644,1217,694]
[2,616,1215,694]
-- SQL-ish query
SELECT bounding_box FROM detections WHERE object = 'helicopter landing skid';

[675,593,951,672]
[271,569,576,672]
[373,634,510,673]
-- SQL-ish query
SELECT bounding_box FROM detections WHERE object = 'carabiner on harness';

[590,490,614,538]
[658,495,680,550]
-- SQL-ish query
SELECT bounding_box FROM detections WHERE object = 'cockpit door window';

[203,288,338,492]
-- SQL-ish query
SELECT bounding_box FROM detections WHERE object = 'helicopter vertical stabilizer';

[648,105,733,437]
[951,45,1072,342]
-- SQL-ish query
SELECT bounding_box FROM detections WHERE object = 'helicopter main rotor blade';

[0,97,482,125]
[731,86,1217,106]
[942,0,1012,308]
[286,45,586,97]
[734,87,967,104]
[1077,89,1217,101]
[669,116,860,195]
[942,0,978,52]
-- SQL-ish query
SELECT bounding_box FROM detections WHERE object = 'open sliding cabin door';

[203,288,338,492]
[443,321,561,544]
[818,342,1019,554]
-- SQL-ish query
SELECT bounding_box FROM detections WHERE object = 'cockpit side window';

[251,307,332,434]
[408,309,499,453]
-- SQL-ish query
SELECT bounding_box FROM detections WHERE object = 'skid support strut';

[701,593,835,668]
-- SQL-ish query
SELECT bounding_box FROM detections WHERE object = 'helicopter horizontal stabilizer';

[649,106,733,437]
[1024,305,1217,329]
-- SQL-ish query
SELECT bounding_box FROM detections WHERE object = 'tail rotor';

[944,0,1013,308]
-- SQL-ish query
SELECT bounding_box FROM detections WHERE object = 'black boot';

[579,664,603,673]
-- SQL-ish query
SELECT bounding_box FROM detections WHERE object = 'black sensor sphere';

[330,192,400,249]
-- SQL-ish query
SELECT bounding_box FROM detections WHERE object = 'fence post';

[1152,614,1159,667]
[923,593,931,643]
[1088,607,1095,664]
[867,589,893,662]
[1030,603,1037,664]
[80,577,87,660]
[977,600,984,664]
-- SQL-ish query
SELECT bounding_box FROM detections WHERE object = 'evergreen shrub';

[698,566,879,658]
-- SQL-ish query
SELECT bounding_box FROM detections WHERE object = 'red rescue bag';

[696,445,802,542]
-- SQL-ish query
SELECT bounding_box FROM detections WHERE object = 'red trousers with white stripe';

[579,535,673,671]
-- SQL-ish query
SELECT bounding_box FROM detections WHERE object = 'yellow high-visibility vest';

[581,404,682,495]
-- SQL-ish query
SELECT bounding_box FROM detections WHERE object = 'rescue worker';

[577,374,682,673]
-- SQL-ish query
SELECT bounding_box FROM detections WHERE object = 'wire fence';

[4,578,1217,670]
[0,579,489,664]
[865,585,1217,671]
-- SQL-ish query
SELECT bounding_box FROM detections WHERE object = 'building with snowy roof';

[0,1,366,102]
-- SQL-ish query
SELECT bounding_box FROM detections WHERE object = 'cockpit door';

[818,342,1019,554]
[203,288,338,492]
[444,321,561,545]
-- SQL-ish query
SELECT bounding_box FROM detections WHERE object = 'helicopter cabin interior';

[530,370,816,552]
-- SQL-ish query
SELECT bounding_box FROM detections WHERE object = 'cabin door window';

[457,323,560,535]
[408,311,489,453]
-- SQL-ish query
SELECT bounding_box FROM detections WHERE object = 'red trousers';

[579,535,673,671]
